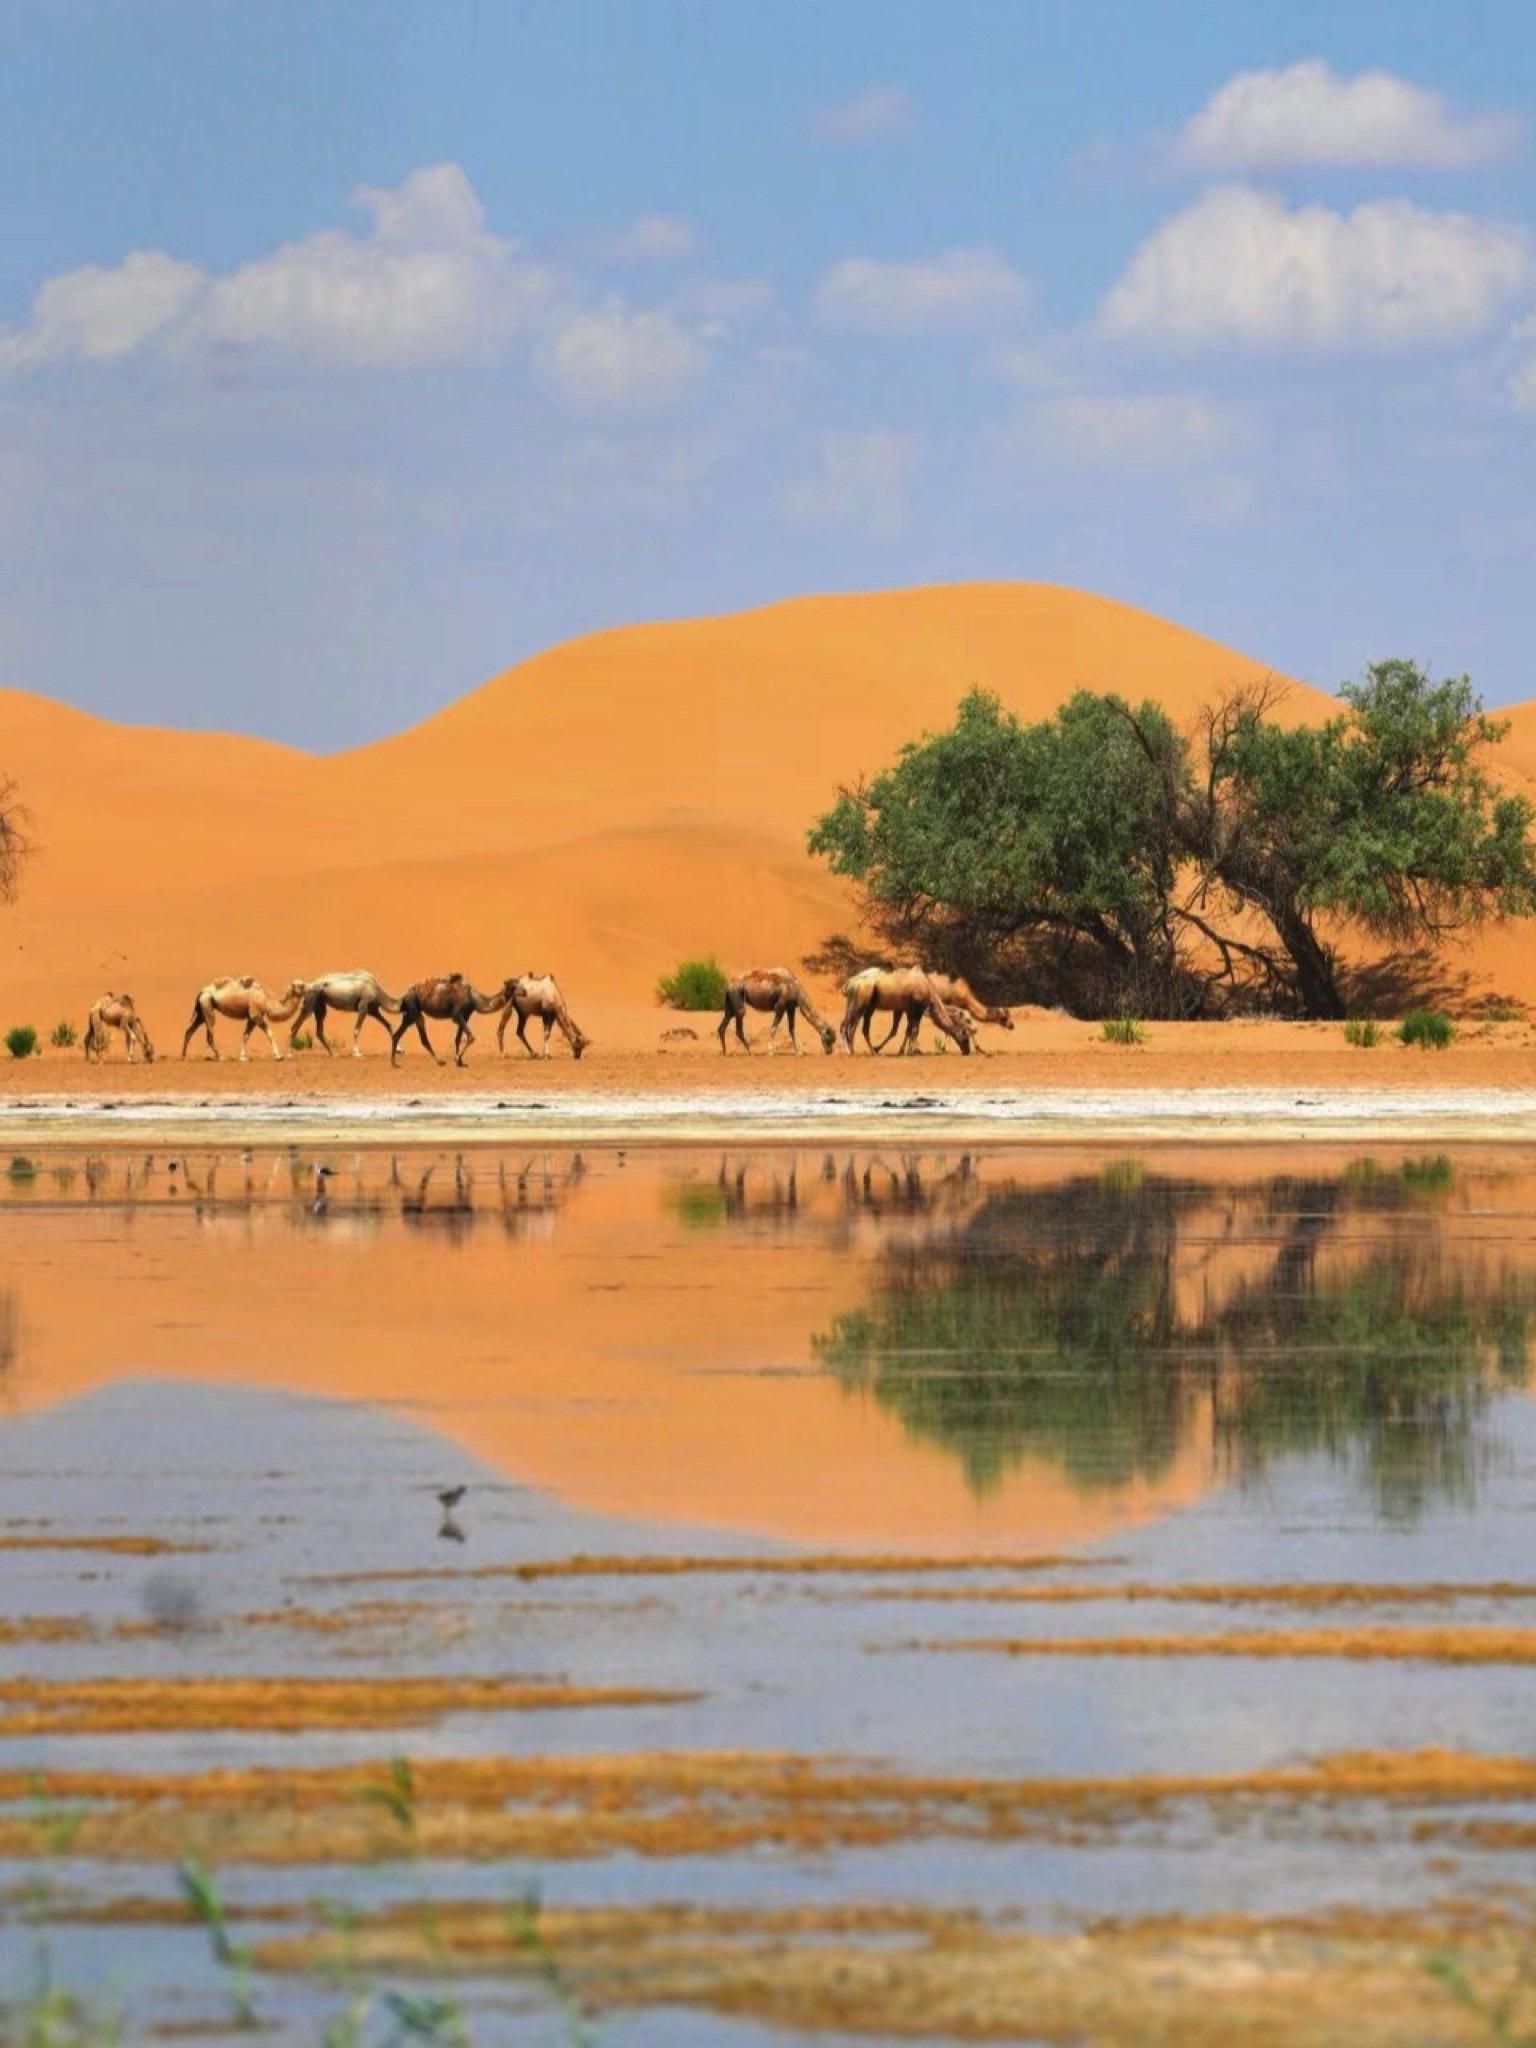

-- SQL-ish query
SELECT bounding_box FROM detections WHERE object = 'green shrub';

[290,1030,313,1052]
[50,1019,76,1048]
[656,956,728,1010]
[1397,1008,1455,1050]
[1342,1018,1379,1048]
[5,1025,37,1059]
[1101,1013,1145,1046]
[1482,1003,1523,1023]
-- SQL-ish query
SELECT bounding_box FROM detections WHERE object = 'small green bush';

[1482,1003,1523,1023]
[290,1030,313,1052]
[5,1024,37,1059]
[1342,1018,1379,1048]
[656,956,728,1010]
[50,1019,76,1049]
[1397,1008,1455,1050]
[1100,1013,1145,1046]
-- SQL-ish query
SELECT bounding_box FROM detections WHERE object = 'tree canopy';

[807,663,1536,1018]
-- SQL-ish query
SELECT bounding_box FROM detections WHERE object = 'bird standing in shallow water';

[310,1164,334,1215]
[437,1485,467,1512]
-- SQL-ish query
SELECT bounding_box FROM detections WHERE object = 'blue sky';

[4,0,1536,744]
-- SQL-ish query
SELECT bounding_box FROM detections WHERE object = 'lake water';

[3,1141,1536,2041]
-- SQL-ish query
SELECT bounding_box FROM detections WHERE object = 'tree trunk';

[1270,900,1345,1018]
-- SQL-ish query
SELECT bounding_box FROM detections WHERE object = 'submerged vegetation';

[809,662,1536,1018]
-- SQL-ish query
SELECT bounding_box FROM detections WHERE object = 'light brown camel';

[718,967,836,1055]
[872,971,1013,1055]
[838,967,973,1056]
[181,976,306,1061]
[287,971,400,1057]
[84,992,155,1063]
[494,974,589,1060]
[390,974,506,1066]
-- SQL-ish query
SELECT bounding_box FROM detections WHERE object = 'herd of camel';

[79,964,1012,1066]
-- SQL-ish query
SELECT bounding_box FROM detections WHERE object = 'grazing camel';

[838,967,973,1056]
[495,974,589,1060]
[873,971,1013,1055]
[718,967,836,1055]
[390,974,506,1067]
[84,993,155,1063]
[180,976,305,1061]
[287,971,400,1057]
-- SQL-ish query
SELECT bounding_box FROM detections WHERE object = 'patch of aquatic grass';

[1397,1008,1455,1050]
[654,957,727,1010]
[1100,1013,1145,1046]
[49,1020,76,1049]
[1342,1017,1379,1047]
[5,1024,37,1059]
[179,1856,258,2028]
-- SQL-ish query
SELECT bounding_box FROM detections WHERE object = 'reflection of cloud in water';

[815,1158,1536,1521]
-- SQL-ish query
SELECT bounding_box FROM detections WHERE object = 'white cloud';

[811,84,914,144]
[0,250,206,372]
[194,163,553,366]
[784,429,911,535]
[1177,59,1520,171]
[605,214,698,263]
[1101,185,1529,349]
[543,305,706,413]
[815,248,1028,333]
[1032,392,1243,468]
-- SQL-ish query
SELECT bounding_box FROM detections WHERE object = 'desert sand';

[7,579,1536,1083]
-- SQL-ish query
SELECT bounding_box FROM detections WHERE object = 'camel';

[390,974,506,1067]
[718,967,836,1055]
[287,971,400,1057]
[180,976,305,1061]
[84,992,154,1063]
[494,974,589,1060]
[872,971,1013,1055]
[837,967,973,1056]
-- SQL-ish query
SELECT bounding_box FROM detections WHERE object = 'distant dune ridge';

[4,581,1536,1045]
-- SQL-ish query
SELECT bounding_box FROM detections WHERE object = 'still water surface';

[3,1142,1536,2039]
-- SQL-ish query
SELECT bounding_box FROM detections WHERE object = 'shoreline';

[6,1082,1536,1146]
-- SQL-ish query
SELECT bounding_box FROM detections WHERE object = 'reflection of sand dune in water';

[7,1145,1529,1549]
[0,1149,1218,1553]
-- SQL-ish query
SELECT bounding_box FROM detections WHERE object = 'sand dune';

[0,581,1529,1047]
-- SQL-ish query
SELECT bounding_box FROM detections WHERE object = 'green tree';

[808,688,1194,1011]
[809,664,1536,1019]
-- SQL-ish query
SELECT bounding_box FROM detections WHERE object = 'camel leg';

[870,1006,903,1054]
[542,1016,554,1059]
[239,1016,256,1061]
[413,1013,444,1065]
[262,1017,283,1061]
[351,1005,370,1058]
[516,1013,538,1059]
[452,1012,474,1066]
[496,1005,513,1055]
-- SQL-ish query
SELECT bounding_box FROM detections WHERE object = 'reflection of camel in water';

[84,993,154,1063]
[838,968,973,1055]
[181,977,305,1061]
[390,975,505,1067]
[718,968,836,1055]
[288,971,400,1057]
[495,974,589,1060]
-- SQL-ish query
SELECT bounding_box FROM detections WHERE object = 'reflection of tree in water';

[814,1159,1536,1520]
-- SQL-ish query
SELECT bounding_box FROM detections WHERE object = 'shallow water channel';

[3,1141,1536,2042]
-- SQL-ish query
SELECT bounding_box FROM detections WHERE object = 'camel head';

[571,1030,590,1061]
[817,1021,837,1054]
[991,1006,1015,1030]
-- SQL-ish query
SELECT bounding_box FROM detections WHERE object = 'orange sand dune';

[0,581,1528,1048]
